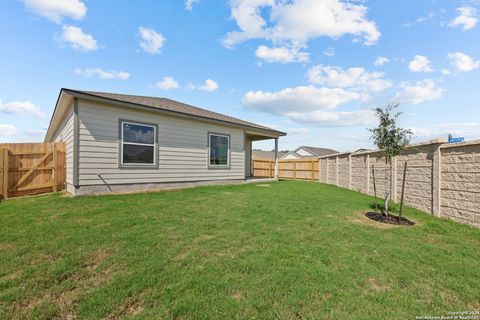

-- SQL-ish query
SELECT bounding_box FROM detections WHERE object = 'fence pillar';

[432,144,442,217]
[348,154,352,190]
[366,154,370,194]
[326,157,329,183]
[336,155,339,186]
[318,159,321,181]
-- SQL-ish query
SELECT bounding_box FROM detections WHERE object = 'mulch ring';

[364,211,415,226]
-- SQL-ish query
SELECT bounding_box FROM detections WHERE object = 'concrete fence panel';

[318,139,480,228]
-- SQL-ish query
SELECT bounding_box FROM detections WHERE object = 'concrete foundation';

[69,179,246,196]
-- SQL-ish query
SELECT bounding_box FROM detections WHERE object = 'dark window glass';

[210,135,229,165]
[123,123,155,144]
[122,144,154,164]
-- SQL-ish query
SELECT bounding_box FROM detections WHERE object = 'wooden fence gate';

[253,159,319,181]
[0,142,66,199]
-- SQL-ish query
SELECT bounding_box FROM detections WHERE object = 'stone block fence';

[318,139,480,228]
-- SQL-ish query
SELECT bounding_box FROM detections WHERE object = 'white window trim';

[121,121,157,166]
[208,133,230,168]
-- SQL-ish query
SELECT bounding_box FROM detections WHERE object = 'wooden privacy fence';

[253,159,319,180]
[0,142,66,199]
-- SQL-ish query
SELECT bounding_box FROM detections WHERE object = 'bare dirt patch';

[367,278,390,292]
[85,249,110,270]
[0,242,15,251]
[35,253,58,264]
[348,212,398,229]
[106,297,145,319]
[0,270,21,282]
[256,184,271,187]
[232,291,243,301]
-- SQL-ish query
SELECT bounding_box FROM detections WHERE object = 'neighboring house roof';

[295,146,339,157]
[279,146,338,159]
[252,150,287,160]
[45,88,286,141]
[279,151,302,160]
[354,148,371,153]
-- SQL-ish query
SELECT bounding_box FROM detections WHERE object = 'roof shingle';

[66,89,285,135]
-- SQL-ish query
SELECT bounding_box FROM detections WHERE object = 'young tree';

[369,104,412,216]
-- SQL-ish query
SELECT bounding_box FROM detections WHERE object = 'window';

[209,133,230,167]
[121,121,156,166]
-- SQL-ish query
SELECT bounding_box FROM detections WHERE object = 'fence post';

[293,161,297,180]
[311,160,315,181]
[348,154,352,189]
[336,155,339,186]
[326,157,329,183]
[2,149,8,199]
[432,144,442,217]
[366,154,370,194]
[317,158,322,182]
[52,143,57,192]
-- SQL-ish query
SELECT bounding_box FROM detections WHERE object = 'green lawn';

[1,181,479,319]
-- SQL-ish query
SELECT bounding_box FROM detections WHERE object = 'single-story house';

[252,150,287,160]
[280,146,338,160]
[45,89,286,196]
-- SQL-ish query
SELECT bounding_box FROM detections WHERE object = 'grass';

[0,180,479,319]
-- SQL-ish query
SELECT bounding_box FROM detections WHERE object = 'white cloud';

[374,56,389,67]
[447,52,480,72]
[408,55,433,73]
[244,86,362,113]
[395,79,444,105]
[223,0,380,62]
[155,77,180,90]
[255,45,309,63]
[74,68,130,80]
[286,127,309,135]
[0,99,46,118]
[244,63,392,126]
[441,68,451,75]
[24,0,87,23]
[449,7,478,31]
[185,0,200,11]
[411,122,480,141]
[139,27,165,54]
[243,85,373,126]
[60,25,98,52]
[0,124,20,141]
[404,11,436,27]
[307,65,392,93]
[26,129,47,137]
[323,47,335,57]
[286,109,374,126]
[191,79,219,92]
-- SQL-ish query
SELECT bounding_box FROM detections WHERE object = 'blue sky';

[1,0,479,152]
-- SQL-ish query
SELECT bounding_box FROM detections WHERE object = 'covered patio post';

[274,138,279,179]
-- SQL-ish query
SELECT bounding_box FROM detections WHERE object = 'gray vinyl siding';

[53,107,74,185]
[76,99,245,186]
